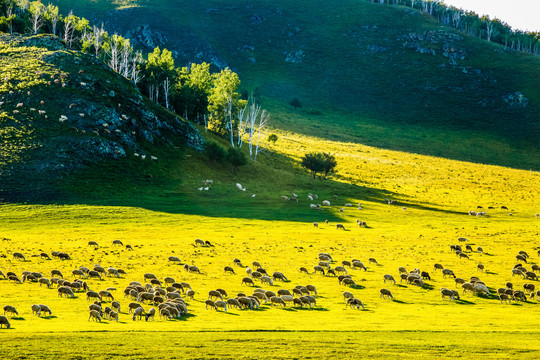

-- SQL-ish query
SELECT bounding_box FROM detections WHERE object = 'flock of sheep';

[0,191,539,330]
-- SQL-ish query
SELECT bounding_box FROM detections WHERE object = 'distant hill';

[51,0,540,169]
[0,34,202,200]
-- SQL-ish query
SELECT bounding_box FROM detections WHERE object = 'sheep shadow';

[279,307,297,312]
[41,315,57,320]
[248,307,269,312]
[391,299,407,304]
[421,284,435,290]
[485,271,497,275]
[395,284,408,288]
[510,302,523,306]
[455,299,475,305]
[349,284,365,290]
[169,313,196,321]
[219,311,239,316]
[11,317,25,321]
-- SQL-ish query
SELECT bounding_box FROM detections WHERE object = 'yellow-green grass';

[1,132,539,358]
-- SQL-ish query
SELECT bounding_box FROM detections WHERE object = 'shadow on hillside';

[0,139,470,222]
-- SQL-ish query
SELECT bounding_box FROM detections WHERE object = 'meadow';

[1,130,539,358]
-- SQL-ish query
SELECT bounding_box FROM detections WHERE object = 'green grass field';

[1,130,539,358]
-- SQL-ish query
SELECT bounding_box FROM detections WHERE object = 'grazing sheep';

[88,270,101,280]
[39,305,52,316]
[440,288,455,300]
[270,296,286,307]
[132,307,145,321]
[525,271,539,281]
[208,290,224,301]
[50,269,63,279]
[442,269,456,278]
[352,261,367,271]
[379,289,393,300]
[336,223,346,230]
[300,267,309,274]
[499,293,511,304]
[273,272,288,282]
[252,271,263,279]
[398,267,407,274]
[87,241,99,248]
[31,304,42,316]
[459,253,469,260]
[194,239,205,247]
[186,289,195,300]
[513,290,527,301]
[334,266,347,275]
[144,273,158,282]
[383,274,396,284]
[188,266,201,274]
[82,288,100,300]
[343,291,354,302]
[313,222,318,228]
[368,258,378,265]
[313,265,326,276]
[278,289,292,297]
[237,297,254,309]
[13,252,25,261]
[523,283,535,294]
[261,276,274,286]
[512,268,525,277]
[39,278,51,288]
[347,298,365,310]
[99,290,114,301]
[419,271,431,281]
[457,237,468,242]
[473,284,490,296]
[227,298,241,309]
[0,315,11,329]
[3,306,18,317]
[342,260,352,268]
[342,278,356,287]
[532,291,540,301]
[242,277,255,286]
[224,266,235,274]
[516,254,527,263]
[58,286,75,298]
[145,308,156,321]
[322,200,330,206]
[168,256,181,264]
[433,263,444,271]
[400,274,408,282]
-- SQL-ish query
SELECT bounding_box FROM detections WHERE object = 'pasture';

[1,131,539,358]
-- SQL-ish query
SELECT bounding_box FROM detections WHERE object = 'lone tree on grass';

[290,98,302,109]
[301,152,337,179]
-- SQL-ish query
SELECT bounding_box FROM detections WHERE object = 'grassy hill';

[0,34,202,201]
[50,0,540,170]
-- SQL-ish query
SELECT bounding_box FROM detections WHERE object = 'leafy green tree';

[301,152,337,179]
[207,68,244,137]
[226,147,247,174]
[290,98,302,109]
[174,62,212,122]
[141,47,176,104]
[203,141,226,163]
[268,133,278,144]
[301,152,326,179]
[321,152,338,179]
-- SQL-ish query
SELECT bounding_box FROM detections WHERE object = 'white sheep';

[16,103,23,108]
[39,110,46,115]
[150,156,158,161]
[133,153,140,157]
[322,200,330,206]
[79,113,85,117]
[141,155,146,160]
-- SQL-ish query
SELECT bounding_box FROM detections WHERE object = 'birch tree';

[29,1,45,34]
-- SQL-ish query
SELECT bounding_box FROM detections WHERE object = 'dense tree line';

[366,0,540,56]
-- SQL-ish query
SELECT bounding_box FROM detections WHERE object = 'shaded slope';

[51,0,540,169]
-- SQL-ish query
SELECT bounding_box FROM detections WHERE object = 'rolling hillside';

[0,34,202,201]
[51,0,540,169]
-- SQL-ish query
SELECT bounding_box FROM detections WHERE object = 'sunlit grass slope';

[1,130,539,358]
